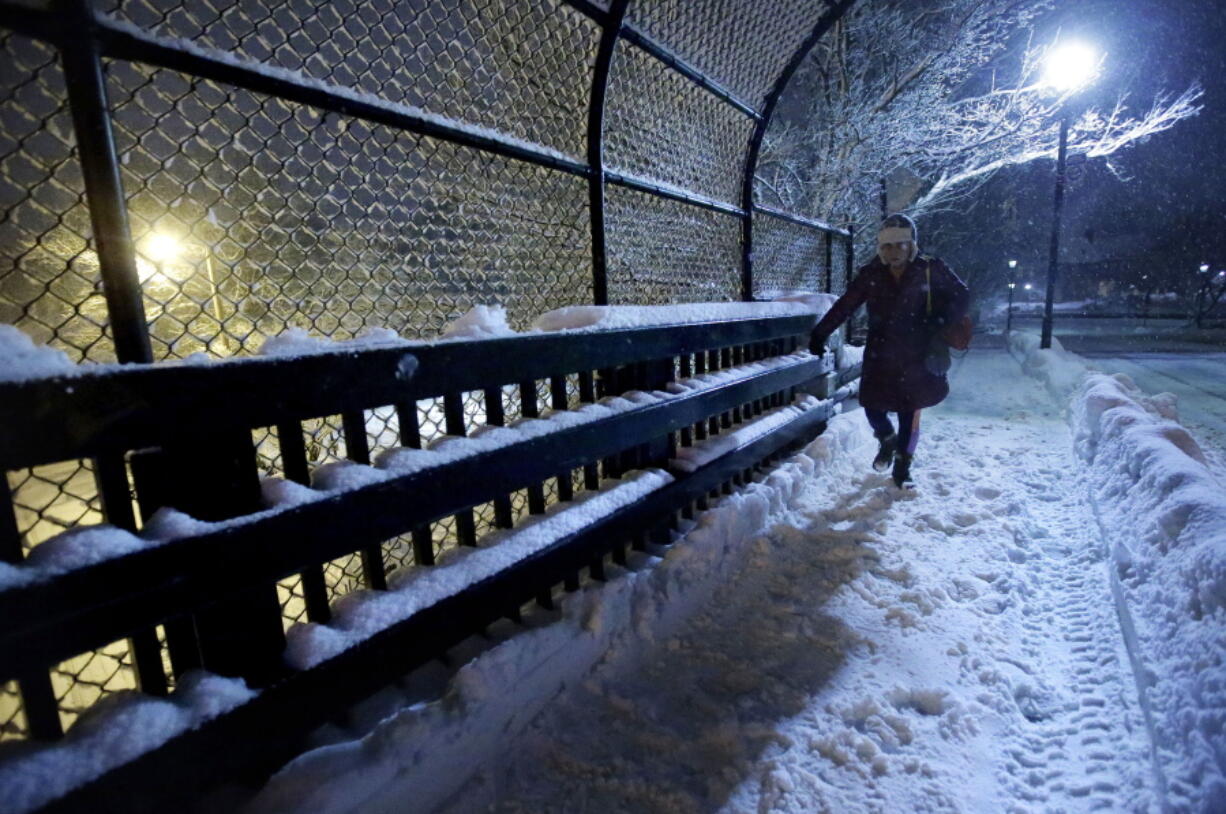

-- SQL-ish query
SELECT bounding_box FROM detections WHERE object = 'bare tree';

[758,0,1201,255]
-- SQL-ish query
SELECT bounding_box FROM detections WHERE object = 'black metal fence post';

[740,0,859,303]
[824,231,834,293]
[845,222,855,285]
[586,0,631,306]
[56,0,150,365]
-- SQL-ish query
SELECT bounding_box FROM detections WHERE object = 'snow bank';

[531,301,810,332]
[0,671,255,814]
[243,410,873,814]
[1071,372,1226,809]
[1012,330,1226,809]
[437,305,517,340]
[0,325,79,382]
[1005,330,1092,402]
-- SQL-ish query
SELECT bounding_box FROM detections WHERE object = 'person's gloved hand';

[808,332,827,355]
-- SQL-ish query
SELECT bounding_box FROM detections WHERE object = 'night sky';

[928,0,1226,289]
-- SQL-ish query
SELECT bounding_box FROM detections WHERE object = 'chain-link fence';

[0,0,855,744]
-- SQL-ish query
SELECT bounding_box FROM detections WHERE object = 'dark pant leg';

[896,410,921,454]
[864,408,895,438]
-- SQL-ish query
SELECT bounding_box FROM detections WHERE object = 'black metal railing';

[0,0,861,750]
[0,312,859,811]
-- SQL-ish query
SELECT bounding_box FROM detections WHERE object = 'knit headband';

[877,226,914,245]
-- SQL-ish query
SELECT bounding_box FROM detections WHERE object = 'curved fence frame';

[0,0,855,366]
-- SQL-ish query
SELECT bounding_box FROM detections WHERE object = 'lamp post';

[142,231,231,354]
[1006,260,1018,334]
[1196,263,1211,328]
[1039,42,1100,349]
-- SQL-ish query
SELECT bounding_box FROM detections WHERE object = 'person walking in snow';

[809,213,969,488]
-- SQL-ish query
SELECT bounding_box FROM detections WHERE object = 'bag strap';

[925,261,932,317]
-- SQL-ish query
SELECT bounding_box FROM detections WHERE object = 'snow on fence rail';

[1007,331,1226,811]
[0,311,861,813]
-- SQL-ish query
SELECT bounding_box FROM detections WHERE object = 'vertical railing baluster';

[693,350,709,441]
[518,382,547,515]
[442,393,478,547]
[549,375,573,502]
[278,421,331,622]
[596,367,622,479]
[719,348,733,429]
[93,453,168,696]
[395,401,435,566]
[342,409,387,589]
[483,387,515,529]
[135,429,285,686]
[578,371,600,491]
[678,354,693,448]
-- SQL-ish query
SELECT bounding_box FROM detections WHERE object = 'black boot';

[873,431,897,471]
[892,452,914,489]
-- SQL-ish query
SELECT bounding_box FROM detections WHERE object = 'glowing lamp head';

[1008,259,1018,269]
[1043,41,1100,93]
[1024,283,1032,290]
[1008,282,1016,289]
[145,233,182,263]
[1200,263,1210,273]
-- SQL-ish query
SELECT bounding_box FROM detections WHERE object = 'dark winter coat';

[812,255,970,413]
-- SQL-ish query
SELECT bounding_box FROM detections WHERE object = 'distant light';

[1200,263,1211,273]
[1008,259,1018,269]
[145,233,182,262]
[1043,41,1100,93]
[1024,283,1032,290]
[1008,282,1016,289]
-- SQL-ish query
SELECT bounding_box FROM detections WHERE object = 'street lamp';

[1040,41,1101,349]
[1006,260,1018,333]
[139,230,230,354]
[1196,263,1213,328]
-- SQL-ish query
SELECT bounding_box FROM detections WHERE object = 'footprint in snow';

[951,512,980,528]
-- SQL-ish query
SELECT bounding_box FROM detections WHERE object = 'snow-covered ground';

[424,350,1157,813]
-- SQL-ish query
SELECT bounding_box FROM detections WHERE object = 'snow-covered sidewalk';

[437,349,1155,812]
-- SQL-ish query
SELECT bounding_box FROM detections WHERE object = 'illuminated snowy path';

[442,350,1155,813]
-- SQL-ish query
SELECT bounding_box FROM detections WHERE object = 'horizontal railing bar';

[91,18,592,179]
[606,171,746,217]
[616,27,763,121]
[837,361,863,386]
[0,357,829,678]
[753,204,851,237]
[407,315,812,394]
[0,347,419,471]
[0,316,814,471]
[559,0,763,120]
[39,402,833,814]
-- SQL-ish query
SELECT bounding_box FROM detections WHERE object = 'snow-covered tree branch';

[759,0,1201,254]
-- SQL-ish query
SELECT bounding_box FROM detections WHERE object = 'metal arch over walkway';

[0,0,856,366]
